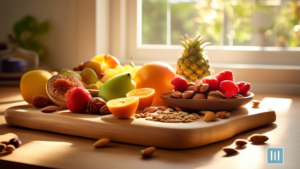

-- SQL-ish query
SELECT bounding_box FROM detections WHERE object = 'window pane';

[141,0,300,47]
[142,0,167,44]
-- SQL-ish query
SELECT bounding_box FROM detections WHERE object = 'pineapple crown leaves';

[179,34,210,52]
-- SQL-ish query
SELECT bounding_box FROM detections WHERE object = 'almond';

[199,83,209,93]
[222,147,238,155]
[41,106,58,113]
[143,107,158,113]
[5,144,15,153]
[157,106,168,111]
[182,91,194,99]
[32,94,52,108]
[235,139,248,147]
[203,111,217,122]
[193,93,206,99]
[171,91,183,99]
[141,147,156,157]
[0,144,6,152]
[93,138,110,148]
[186,85,195,91]
[248,134,268,143]
[194,84,201,92]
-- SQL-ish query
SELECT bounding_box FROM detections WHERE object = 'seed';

[248,134,269,144]
[222,147,238,155]
[93,138,110,148]
[141,147,156,157]
[235,139,248,147]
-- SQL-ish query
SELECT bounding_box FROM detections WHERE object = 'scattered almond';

[141,147,156,157]
[5,144,15,153]
[0,144,6,152]
[32,94,52,108]
[222,147,238,155]
[235,139,248,147]
[41,106,59,113]
[93,138,110,148]
[157,106,168,111]
[248,134,268,143]
[182,91,194,99]
[252,100,260,108]
[204,111,217,122]
[143,107,158,113]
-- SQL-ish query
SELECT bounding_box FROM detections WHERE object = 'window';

[106,0,300,94]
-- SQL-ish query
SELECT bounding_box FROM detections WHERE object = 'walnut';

[87,97,106,114]
[100,105,111,115]
[216,111,230,119]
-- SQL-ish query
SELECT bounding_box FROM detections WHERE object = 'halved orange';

[107,97,139,118]
[126,88,155,110]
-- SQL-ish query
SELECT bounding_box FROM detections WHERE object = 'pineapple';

[176,34,211,82]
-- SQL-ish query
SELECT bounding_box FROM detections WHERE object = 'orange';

[126,88,155,110]
[107,97,139,118]
[133,62,175,106]
[92,54,120,72]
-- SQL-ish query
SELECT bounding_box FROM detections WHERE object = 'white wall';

[0,0,108,70]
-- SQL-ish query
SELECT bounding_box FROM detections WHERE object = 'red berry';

[67,87,92,113]
[236,81,251,96]
[219,80,239,99]
[171,75,189,92]
[215,70,234,83]
[201,76,219,90]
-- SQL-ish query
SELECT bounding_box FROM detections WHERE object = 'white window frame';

[101,0,300,95]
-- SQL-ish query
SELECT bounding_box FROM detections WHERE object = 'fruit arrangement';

[19,34,253,120]
[170,70,251,100]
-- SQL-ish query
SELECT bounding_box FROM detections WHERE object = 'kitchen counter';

[0,87,299,169]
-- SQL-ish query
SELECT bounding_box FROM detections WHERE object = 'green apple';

[58,69,82,81]
[81,68,99,85]
[98,72,136,102]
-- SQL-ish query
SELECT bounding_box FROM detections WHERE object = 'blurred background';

[0,0,299,94]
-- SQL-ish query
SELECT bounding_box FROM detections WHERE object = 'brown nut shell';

[141,147,156,157]
[87,97,106,114]
[93,138,110,148]
[99,105,111,115]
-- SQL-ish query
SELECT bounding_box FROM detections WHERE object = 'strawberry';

[219,80,239,99]
[236,81,251,96]
[215,70,234,83]
[171,75,189,92]
[201,76,219,90]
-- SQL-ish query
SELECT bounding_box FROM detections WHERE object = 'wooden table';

[0,87,300,169]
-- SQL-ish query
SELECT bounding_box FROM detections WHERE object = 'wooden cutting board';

[4,105,276,149]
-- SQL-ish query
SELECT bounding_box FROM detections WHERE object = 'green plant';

[10,15,50,56]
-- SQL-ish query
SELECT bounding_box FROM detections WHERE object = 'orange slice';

[126,88,155,110]
[107,97,139,118]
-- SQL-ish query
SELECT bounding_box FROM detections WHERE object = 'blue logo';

[267,148,284,164]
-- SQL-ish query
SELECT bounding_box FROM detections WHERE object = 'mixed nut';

[0,137,22,155]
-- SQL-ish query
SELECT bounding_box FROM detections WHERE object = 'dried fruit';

[0,144,6,152]
[41,106,59,113]
[203,111,217,122]
[5,144,15,153]
[87,97,106,114]
[222,147,238,155]
[8,138,22,148]
[99,105,111,115]
[182,90,194,99]
[193,93,206,99]
[236,81,251,96]
[216,111,230,119]
[215,70,234,83]
[171,75,189,92]
[219,80,239,99]
[171,91,183,99]
[207,90,225,99]
[252,100,260,108]
[141,147,156,157]
[93,138,110,148]
[248,134,268,143]
[235,139,248,147]
[201,76,219,90]
[143,107,158,113]
[31,94,52,108]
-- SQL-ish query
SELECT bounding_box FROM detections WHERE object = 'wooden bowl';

[160,91,254,111]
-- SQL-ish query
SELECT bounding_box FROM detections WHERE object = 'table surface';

[0,87,300,169]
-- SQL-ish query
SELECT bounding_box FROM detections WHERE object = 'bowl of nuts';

[160,90,254,111]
